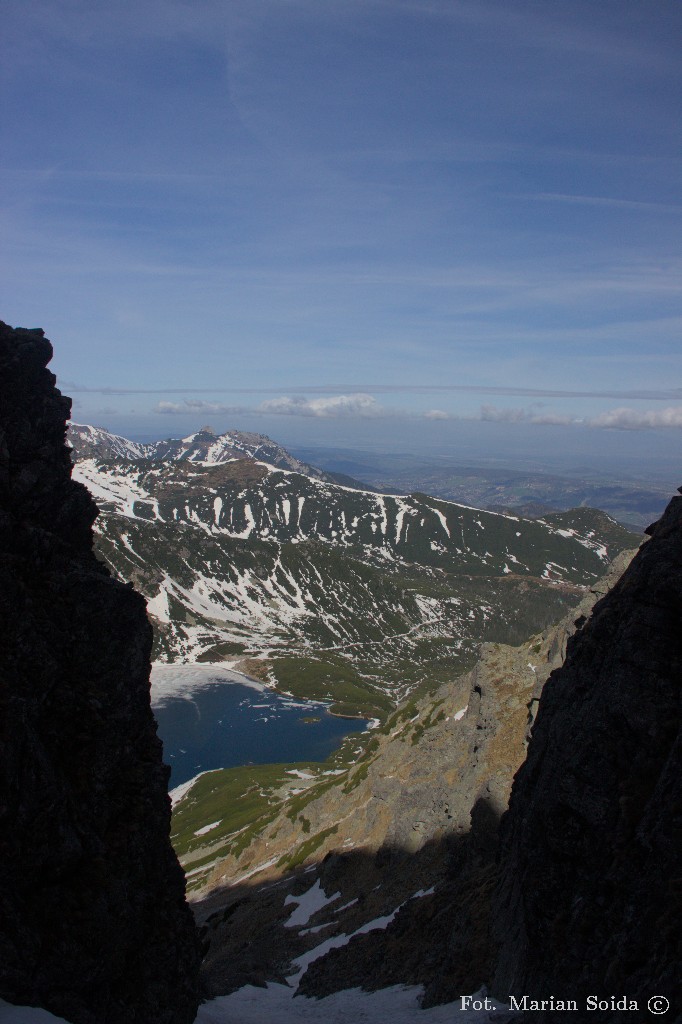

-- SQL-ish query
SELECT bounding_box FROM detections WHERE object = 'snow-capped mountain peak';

[68,423,345,483]
[67,422,149,461]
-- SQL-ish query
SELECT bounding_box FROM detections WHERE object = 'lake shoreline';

[152,663,370,790]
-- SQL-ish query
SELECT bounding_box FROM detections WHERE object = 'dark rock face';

[0,323,200,1023]
[492,492,682,1018]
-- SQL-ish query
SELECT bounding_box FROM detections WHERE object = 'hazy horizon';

[4,0,681,483]
[69,406,681,489]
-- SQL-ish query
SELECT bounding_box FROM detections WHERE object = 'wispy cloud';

[258,394,385,418]
[588,406,682,430]
[152,396,682,430]
[480,404,682,430]
[480,404,575,426]
[68,382,682,401]
[156,399,248,415]
[520,192,682,215]
[423,403,682,430]
[5,0,680,443]
[154,394,388,418]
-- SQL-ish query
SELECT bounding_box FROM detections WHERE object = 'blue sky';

[2,0,681,472]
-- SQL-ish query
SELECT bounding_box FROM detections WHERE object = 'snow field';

[1,987,513,1023]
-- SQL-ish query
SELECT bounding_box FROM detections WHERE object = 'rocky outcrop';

[492,493,682,1018]
[0,323,200,1024]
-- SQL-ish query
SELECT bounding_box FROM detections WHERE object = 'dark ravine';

[195,497,680,1022]
[0,322,200,1024]
[3,318,680,1023]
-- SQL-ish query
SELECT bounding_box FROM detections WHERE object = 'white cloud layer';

[480,404,576,426]
[154,394,388,418]
[588,406,682,430]
[155,400,247,415]
[258,394,385,418]
[480,404,682,429]
[152,397,682,430]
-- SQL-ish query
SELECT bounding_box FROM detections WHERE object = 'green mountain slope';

[72,427,638,715]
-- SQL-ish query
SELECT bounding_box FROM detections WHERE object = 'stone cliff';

[491,490,682,1017]
[0,322,200,1024]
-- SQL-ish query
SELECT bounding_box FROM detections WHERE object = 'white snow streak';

[146,587,170,623]
[284,880,341,929]
[194,820,222,837]
[432,506,451,539]
[394,498,410,545]
[375,495,388,538]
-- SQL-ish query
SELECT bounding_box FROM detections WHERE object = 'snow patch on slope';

[432,506,451,539]
[1,990,511,1023]
[72,460,156,519]
[146,586,171,623]
[194,985,510,1023]
[284,880,341,929]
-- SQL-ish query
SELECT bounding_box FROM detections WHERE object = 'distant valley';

[291,445,671,530]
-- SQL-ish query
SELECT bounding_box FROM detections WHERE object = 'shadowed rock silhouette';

[0,322,200,1024]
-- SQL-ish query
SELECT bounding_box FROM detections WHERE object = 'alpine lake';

[151,664,370,790]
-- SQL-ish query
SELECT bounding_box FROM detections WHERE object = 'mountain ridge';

[68,423,638,715]
[291,445,671,530]
[68,422,372,490]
